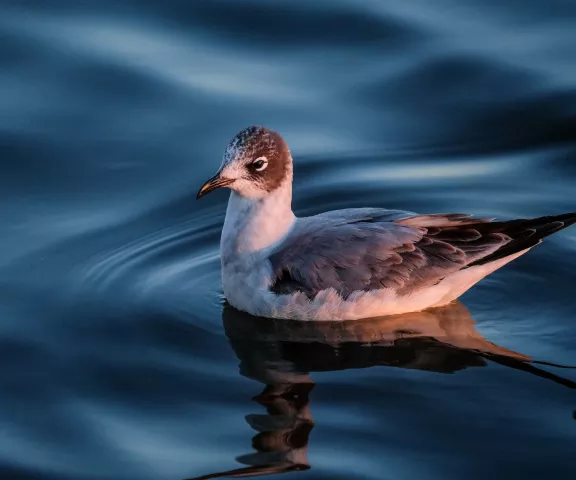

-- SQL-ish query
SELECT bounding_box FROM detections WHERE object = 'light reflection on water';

[0,1,575,479]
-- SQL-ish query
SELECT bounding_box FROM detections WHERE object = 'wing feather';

[268,210,506,299]
[269,210,576,300]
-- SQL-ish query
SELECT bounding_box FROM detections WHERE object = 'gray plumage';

[268,209,576,300]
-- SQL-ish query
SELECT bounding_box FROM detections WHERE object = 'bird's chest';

[221,254,274,314]
[219,208,281,314]
[219,191,295,315]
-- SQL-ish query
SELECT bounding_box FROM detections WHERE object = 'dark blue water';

[1,1,576,479]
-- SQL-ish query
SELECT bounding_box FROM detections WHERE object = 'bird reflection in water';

[188,302,575,479]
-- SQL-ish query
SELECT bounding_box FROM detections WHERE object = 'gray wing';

[268,210,509,299]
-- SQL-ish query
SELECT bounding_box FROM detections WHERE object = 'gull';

[197,126,576,321]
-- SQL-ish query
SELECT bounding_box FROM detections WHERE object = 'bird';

[197,126,576,321]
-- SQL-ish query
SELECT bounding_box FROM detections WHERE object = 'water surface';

[1,1,575,479]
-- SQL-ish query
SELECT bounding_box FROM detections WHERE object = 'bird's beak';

[196,173,235,199]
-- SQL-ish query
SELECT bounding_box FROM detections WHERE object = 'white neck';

[221,177,296,260]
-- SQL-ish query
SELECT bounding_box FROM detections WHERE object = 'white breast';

[220,181,296,316]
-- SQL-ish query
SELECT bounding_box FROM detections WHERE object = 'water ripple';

[1,1,575,479]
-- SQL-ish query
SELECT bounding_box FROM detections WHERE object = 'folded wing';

[268,210,576,299]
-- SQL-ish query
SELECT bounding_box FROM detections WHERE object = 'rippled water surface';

[1,1,576,479]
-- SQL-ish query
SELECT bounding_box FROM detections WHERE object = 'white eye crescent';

[252,157,268,171]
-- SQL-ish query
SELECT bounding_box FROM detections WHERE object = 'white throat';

[221,177,296,260]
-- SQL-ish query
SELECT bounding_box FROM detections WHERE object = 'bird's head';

[197,126,292,200]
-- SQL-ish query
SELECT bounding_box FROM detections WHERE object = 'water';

[1,1,575,479]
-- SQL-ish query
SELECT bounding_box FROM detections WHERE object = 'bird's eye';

[251,157,268,172]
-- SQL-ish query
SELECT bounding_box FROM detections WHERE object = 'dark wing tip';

[468,212,576,267]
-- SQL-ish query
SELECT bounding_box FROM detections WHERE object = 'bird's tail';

[468,212,576,266]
